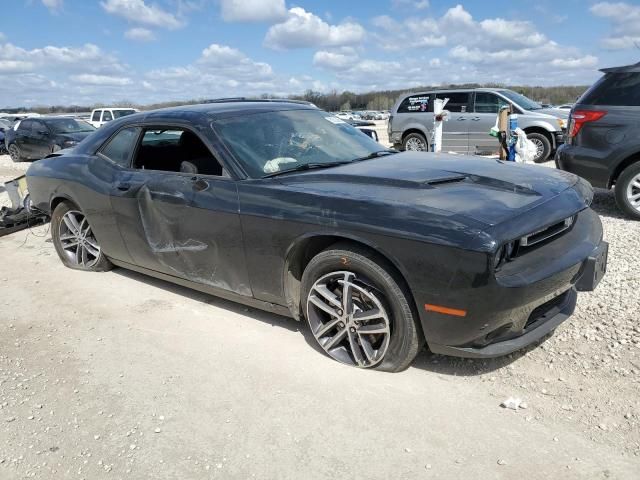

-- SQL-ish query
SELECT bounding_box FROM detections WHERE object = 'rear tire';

[402,132,428,152]
[614,162,640,220]
[8,143,23,162]
[301,243,422,372]
[51,201,113,272]
[527,132,552,163]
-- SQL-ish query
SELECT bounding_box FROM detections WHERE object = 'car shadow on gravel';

[113,267,554,376]
[590,188,627,219]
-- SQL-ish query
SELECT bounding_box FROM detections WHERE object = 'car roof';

[37,116,88,122]
[600,61,640,74]
[401,87,509,97]
[136,99,317,120]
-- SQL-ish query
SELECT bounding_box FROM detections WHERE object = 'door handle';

[192,178,209,192]
[457,117,466,121]
[471,117,480,121]
[116,182,131,191]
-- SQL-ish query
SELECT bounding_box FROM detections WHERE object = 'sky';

[0,0,639,107]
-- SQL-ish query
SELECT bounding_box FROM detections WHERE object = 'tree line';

[3,84,589,114]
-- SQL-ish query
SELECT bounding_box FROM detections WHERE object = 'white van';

[89,108,139,128]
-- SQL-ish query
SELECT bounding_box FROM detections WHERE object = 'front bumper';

[429,288,577,358]
[553,130,565,149]
[422,208,607,358]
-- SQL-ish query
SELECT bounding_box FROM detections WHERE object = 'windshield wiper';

[262,161,351,178]
[350,149,398,162]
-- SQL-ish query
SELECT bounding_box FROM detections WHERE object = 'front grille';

[525,290,571,329]
[519,216,575,248]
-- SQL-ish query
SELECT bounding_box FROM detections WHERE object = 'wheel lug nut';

[350,327,356,333]
[338,322,345,328]
[336,309,343,316]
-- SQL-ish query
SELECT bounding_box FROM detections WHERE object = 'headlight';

[493,240,519,270]
[62,140,78,148]
[557,118,566,129]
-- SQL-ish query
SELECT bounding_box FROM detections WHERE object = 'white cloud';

[264,7,365,50]
[0,42,124,73]
[70,74,133,86]
[0,60,36,74]
[144,43,285,100]
[220,0,287,23]
[42,0,63,12]
[124,27,156,41]
[100,0,183,30]
[591,2,640,50]
[392,0,429,9]
[313,51,358,70]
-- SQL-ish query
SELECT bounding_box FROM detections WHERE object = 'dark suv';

[556,62,640,219]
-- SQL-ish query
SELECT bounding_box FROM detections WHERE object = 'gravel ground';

[0,148,639,479]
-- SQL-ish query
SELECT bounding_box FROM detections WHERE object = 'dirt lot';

[0,150,639,479]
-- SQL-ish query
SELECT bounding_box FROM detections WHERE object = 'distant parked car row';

[333,110,390,121]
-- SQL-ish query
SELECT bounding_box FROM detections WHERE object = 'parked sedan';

[7,117,95,162]
[26,100,607,371]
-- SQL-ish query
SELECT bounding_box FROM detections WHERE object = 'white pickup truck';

[89,108,138,128]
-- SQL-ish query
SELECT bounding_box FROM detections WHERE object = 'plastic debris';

[501,397,527,410]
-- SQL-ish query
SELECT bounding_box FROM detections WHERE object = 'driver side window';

[132,128,225,176]
[474,93,509,114]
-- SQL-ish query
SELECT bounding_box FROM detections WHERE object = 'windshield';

[113,109,137,119]
[211,109,386,178]
[499,90,543,111]
[47,118,96,134]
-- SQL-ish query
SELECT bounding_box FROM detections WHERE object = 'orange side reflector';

[424,304,467,317]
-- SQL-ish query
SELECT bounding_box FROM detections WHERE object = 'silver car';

[388,88,568,162]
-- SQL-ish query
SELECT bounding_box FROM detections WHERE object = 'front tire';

[51,201,112,271]
[8,143,23,162]
[301,244,422,372]
[402,132,428,152]
[615,162,640,220]
[527,132,552,163]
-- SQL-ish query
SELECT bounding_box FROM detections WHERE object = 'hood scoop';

[424,174,468,186]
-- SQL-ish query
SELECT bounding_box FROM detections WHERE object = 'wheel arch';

[523,126,553,144]
[282,233,418,322]
[50,193,78,214]
[401,128,429,143]
[608,150,640,188]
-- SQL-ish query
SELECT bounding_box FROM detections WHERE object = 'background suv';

[556,62,640,219]
[389,88,568,163]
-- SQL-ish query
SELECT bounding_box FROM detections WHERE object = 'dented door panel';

[111,171,196,276]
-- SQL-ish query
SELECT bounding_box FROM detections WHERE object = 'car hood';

[532,107,570,119]
[276,152,584,226]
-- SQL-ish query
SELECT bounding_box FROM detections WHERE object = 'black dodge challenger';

[26,100,608,371]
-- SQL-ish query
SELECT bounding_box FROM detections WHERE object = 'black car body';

[6,116,95,162]
[0,119,11,154]
[556,62,640,219]
[25,101,607,369]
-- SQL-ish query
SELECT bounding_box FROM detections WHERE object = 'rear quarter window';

[580,73,640,106]
[397,95,431,113]
[99,127,141,167]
